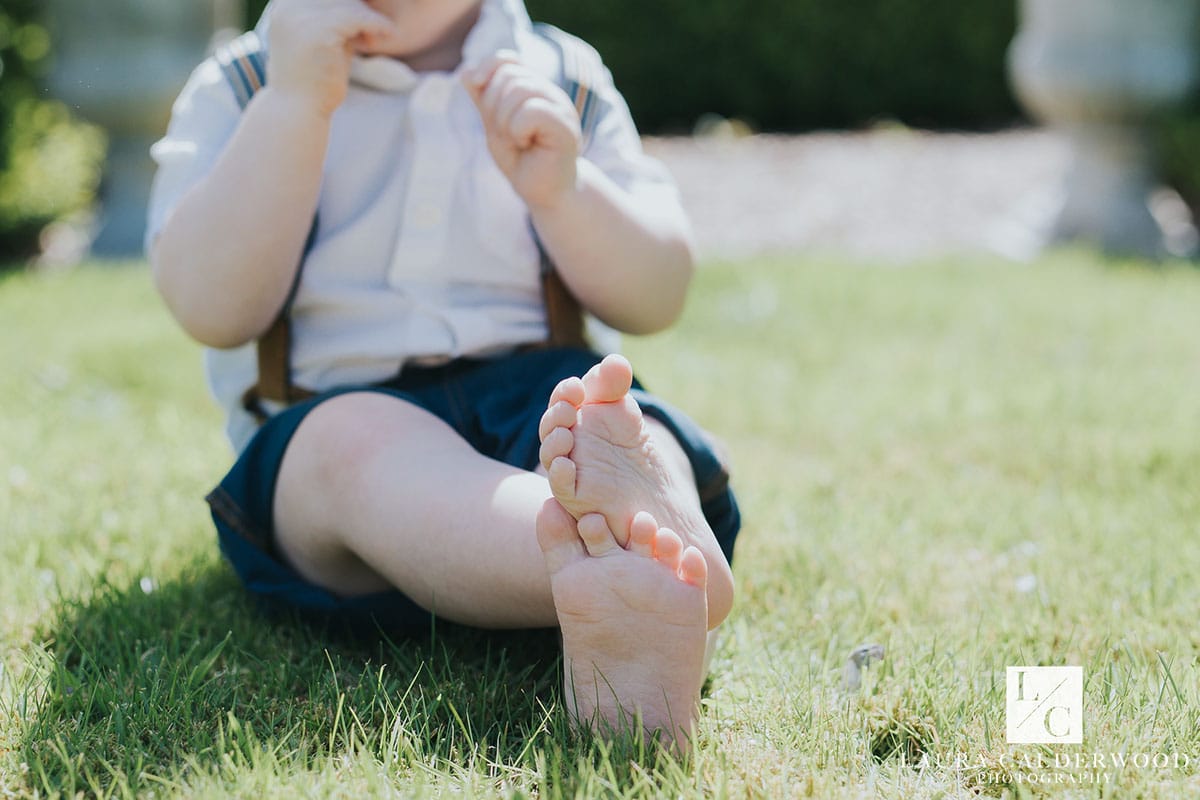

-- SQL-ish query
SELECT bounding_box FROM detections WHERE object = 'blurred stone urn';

[1009,0,1200,257]
[44,0,242,256]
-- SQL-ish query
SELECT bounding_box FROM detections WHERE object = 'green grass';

[3,252,1200,798]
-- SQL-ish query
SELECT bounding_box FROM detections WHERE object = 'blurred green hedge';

[1160,104,1200,221]
[0,1,103,262]
[523,0,1021,132]
[244,0,1020,132]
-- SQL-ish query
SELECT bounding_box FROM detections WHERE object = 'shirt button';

[412,202,442,228]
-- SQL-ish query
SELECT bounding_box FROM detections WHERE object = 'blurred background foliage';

[522,0,1022,132]
[245,0,1022,132]
[1160,106,1200,221]
[0,0,1195,261]
[0,0,104,261]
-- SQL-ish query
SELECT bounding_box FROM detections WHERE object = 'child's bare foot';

[538,354,734,627]
[536,498,708,751]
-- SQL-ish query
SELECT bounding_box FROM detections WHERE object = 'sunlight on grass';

[3,253,1200,798]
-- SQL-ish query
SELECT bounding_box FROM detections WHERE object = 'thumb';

[339,4,396,53]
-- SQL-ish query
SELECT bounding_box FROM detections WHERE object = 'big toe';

[536,498,585,574]
[582,354,634,404]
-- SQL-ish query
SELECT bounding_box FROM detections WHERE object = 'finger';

[328,3,395,47]
[461,50,522,103]
[493,80,549,138]
[266,1,394,90]
[477,62,526,124]
[509,97,580,151]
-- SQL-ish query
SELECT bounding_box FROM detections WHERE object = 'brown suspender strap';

[540,261,588,349]
[255,313,293,403]
[242,252,585,422]
[530,23,603,352]
[241,312,314,423]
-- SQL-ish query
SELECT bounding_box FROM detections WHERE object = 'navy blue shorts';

[205,347,741,634]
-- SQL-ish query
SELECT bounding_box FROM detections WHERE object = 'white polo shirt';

[146,0,681,452]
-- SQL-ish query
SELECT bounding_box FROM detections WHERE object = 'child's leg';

[270,386,731,629]
[270,375,727,749]
[272,390,561,628]
[538,355,736,628]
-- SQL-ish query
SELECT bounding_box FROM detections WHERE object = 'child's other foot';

[537,354,734,627]
[536,499,708,751]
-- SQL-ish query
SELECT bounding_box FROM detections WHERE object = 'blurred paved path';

[645,128,1072,263]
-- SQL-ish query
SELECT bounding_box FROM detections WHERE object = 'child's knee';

[286,392,432,488]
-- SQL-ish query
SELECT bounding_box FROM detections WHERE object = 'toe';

[653,527,684,571]
[581,354,633,404]
[547,456,577,502]
[539,426,574,471]
[549,376,586,409]
[578,513,620,557]
[536,498,585,574]
[678,546,709,588]
[628,511,657,557]
[538,400,579,442]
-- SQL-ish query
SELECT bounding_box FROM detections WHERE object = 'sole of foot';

[536,498,708,752]
[538,354,734,628]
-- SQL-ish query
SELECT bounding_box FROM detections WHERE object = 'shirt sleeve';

[576,56,680,201]
[143,57,243,256]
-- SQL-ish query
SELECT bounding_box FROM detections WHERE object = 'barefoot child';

[147,0,740,750]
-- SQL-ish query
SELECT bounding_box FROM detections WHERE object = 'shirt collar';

[258,0,531,94]
[462,0,530,68]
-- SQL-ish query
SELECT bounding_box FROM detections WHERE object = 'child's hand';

[463,53,582,210]
[266,0,395,118]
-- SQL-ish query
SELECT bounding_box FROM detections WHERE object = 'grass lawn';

[2,252,1200,798]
